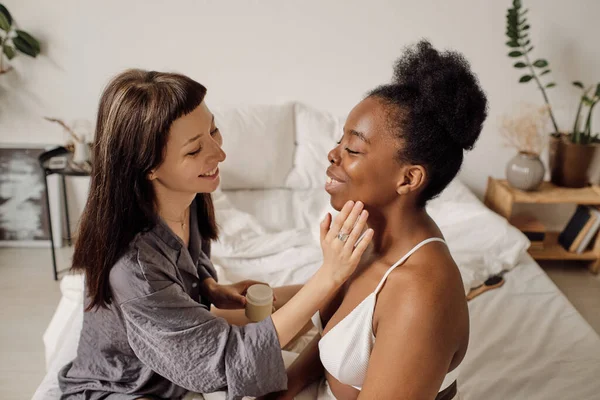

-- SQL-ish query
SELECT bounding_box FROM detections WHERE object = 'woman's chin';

[329,196,347,212]
[195,177,221,194]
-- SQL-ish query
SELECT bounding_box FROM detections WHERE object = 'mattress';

[459,254,600,400]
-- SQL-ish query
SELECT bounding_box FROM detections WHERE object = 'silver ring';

[337,232,349,242]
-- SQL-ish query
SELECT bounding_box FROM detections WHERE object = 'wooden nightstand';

[484,177,600,274]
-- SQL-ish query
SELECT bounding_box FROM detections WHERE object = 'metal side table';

[38,146,90,280]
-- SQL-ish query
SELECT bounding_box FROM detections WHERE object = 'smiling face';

[150,101,226,195]
[326,96,417,211]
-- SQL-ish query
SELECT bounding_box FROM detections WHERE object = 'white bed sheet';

[460,254,600,400]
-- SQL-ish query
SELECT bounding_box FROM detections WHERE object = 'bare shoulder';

[373,249,468,341]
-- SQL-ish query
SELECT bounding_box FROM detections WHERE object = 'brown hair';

[73,69,218,311]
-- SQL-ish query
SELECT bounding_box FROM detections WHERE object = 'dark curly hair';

[369,40,488,207]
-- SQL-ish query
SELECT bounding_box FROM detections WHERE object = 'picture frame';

[0,144,63,247]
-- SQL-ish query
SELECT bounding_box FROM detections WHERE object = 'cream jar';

[245,284,274,322]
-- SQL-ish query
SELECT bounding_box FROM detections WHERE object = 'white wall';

[2,0,600,227]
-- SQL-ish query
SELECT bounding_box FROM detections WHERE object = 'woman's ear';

[396,165,426,195]
[147,170,157,181]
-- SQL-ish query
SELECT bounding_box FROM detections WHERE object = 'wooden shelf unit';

[484,178,600,274]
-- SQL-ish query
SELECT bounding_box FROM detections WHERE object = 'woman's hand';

[202,278,274,310]
[319,200,374,285]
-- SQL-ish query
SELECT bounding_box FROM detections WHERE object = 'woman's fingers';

[326,201,355,242]
[320,213,332,243]
[338,202,364,244]
[351,228,374,262]
[343,209,368,252]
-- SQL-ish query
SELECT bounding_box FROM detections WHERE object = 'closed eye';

[345,147,360,155]
[210,127,219,136]
[188,147,202,156]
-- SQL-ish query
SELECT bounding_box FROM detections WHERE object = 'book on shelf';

[558,205,600,254]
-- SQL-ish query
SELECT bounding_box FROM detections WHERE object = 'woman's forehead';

[345,97,397,145]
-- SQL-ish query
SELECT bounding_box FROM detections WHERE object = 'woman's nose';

[328,147,339,165]
[208,137,226,163]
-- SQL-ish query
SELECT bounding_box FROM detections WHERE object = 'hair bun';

[392,40,487,150]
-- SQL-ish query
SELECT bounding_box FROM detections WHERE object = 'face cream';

[245,284,274,322]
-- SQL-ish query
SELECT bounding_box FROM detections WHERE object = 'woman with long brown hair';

[58,69,373,400]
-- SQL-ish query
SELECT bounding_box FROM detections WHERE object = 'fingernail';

[356,201,363,207]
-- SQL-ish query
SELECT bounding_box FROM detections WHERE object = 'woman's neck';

[367,203,436,260]
[153,182,196,239]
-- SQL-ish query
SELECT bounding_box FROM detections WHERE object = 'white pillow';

[285,103,341,189]
[214,104,295,190]
[427,180,530,269]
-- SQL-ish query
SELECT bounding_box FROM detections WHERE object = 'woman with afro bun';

[265,40,488,400]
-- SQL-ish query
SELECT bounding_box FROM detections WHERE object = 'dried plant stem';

[43,117,83,143]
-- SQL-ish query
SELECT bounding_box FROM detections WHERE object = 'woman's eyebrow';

[183,134,201,147]
[182,115,215,147]
[349,129,371,144]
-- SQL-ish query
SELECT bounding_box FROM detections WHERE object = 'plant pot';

[73,141,90,165]
[555,140,597,188]
[506,151,545,191]
[549,134,562,185]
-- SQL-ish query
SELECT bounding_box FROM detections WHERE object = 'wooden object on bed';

[484,177,600,274]
[466,277,505,301]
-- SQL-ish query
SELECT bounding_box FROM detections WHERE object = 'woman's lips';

[199,167,219,180]
[325,175,345,192]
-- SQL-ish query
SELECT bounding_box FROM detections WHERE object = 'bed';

[33,102,600,400]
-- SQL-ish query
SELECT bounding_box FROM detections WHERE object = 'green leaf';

[521,24,530,30]
[540,69,551,76]
[533,59,549,68]
[15,30,40,54]
[546,83,556,88]
[514,62,528,68]
[513,0,522,8]
[509,50,523,57]
[522,39,531,46]
[0,11,10,32]
[506,40,520,48]
[527,46,534,52]
[0,3,12,26]
[520,75,533,83]
[520,8,529,17]
[583,96,593,106]
[595,83,600,98]
[3,44,14,60]
[573,81,585,89]
[13,36,37,57]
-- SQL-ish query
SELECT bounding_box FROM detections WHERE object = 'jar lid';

[246,284,273,305]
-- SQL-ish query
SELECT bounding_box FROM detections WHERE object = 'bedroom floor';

[1,248,599,400]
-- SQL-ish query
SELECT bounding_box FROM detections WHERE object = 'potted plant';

[505,0,599,188]
[555,83,600,187]
[500,103,550,191]
[0,3,41,75]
